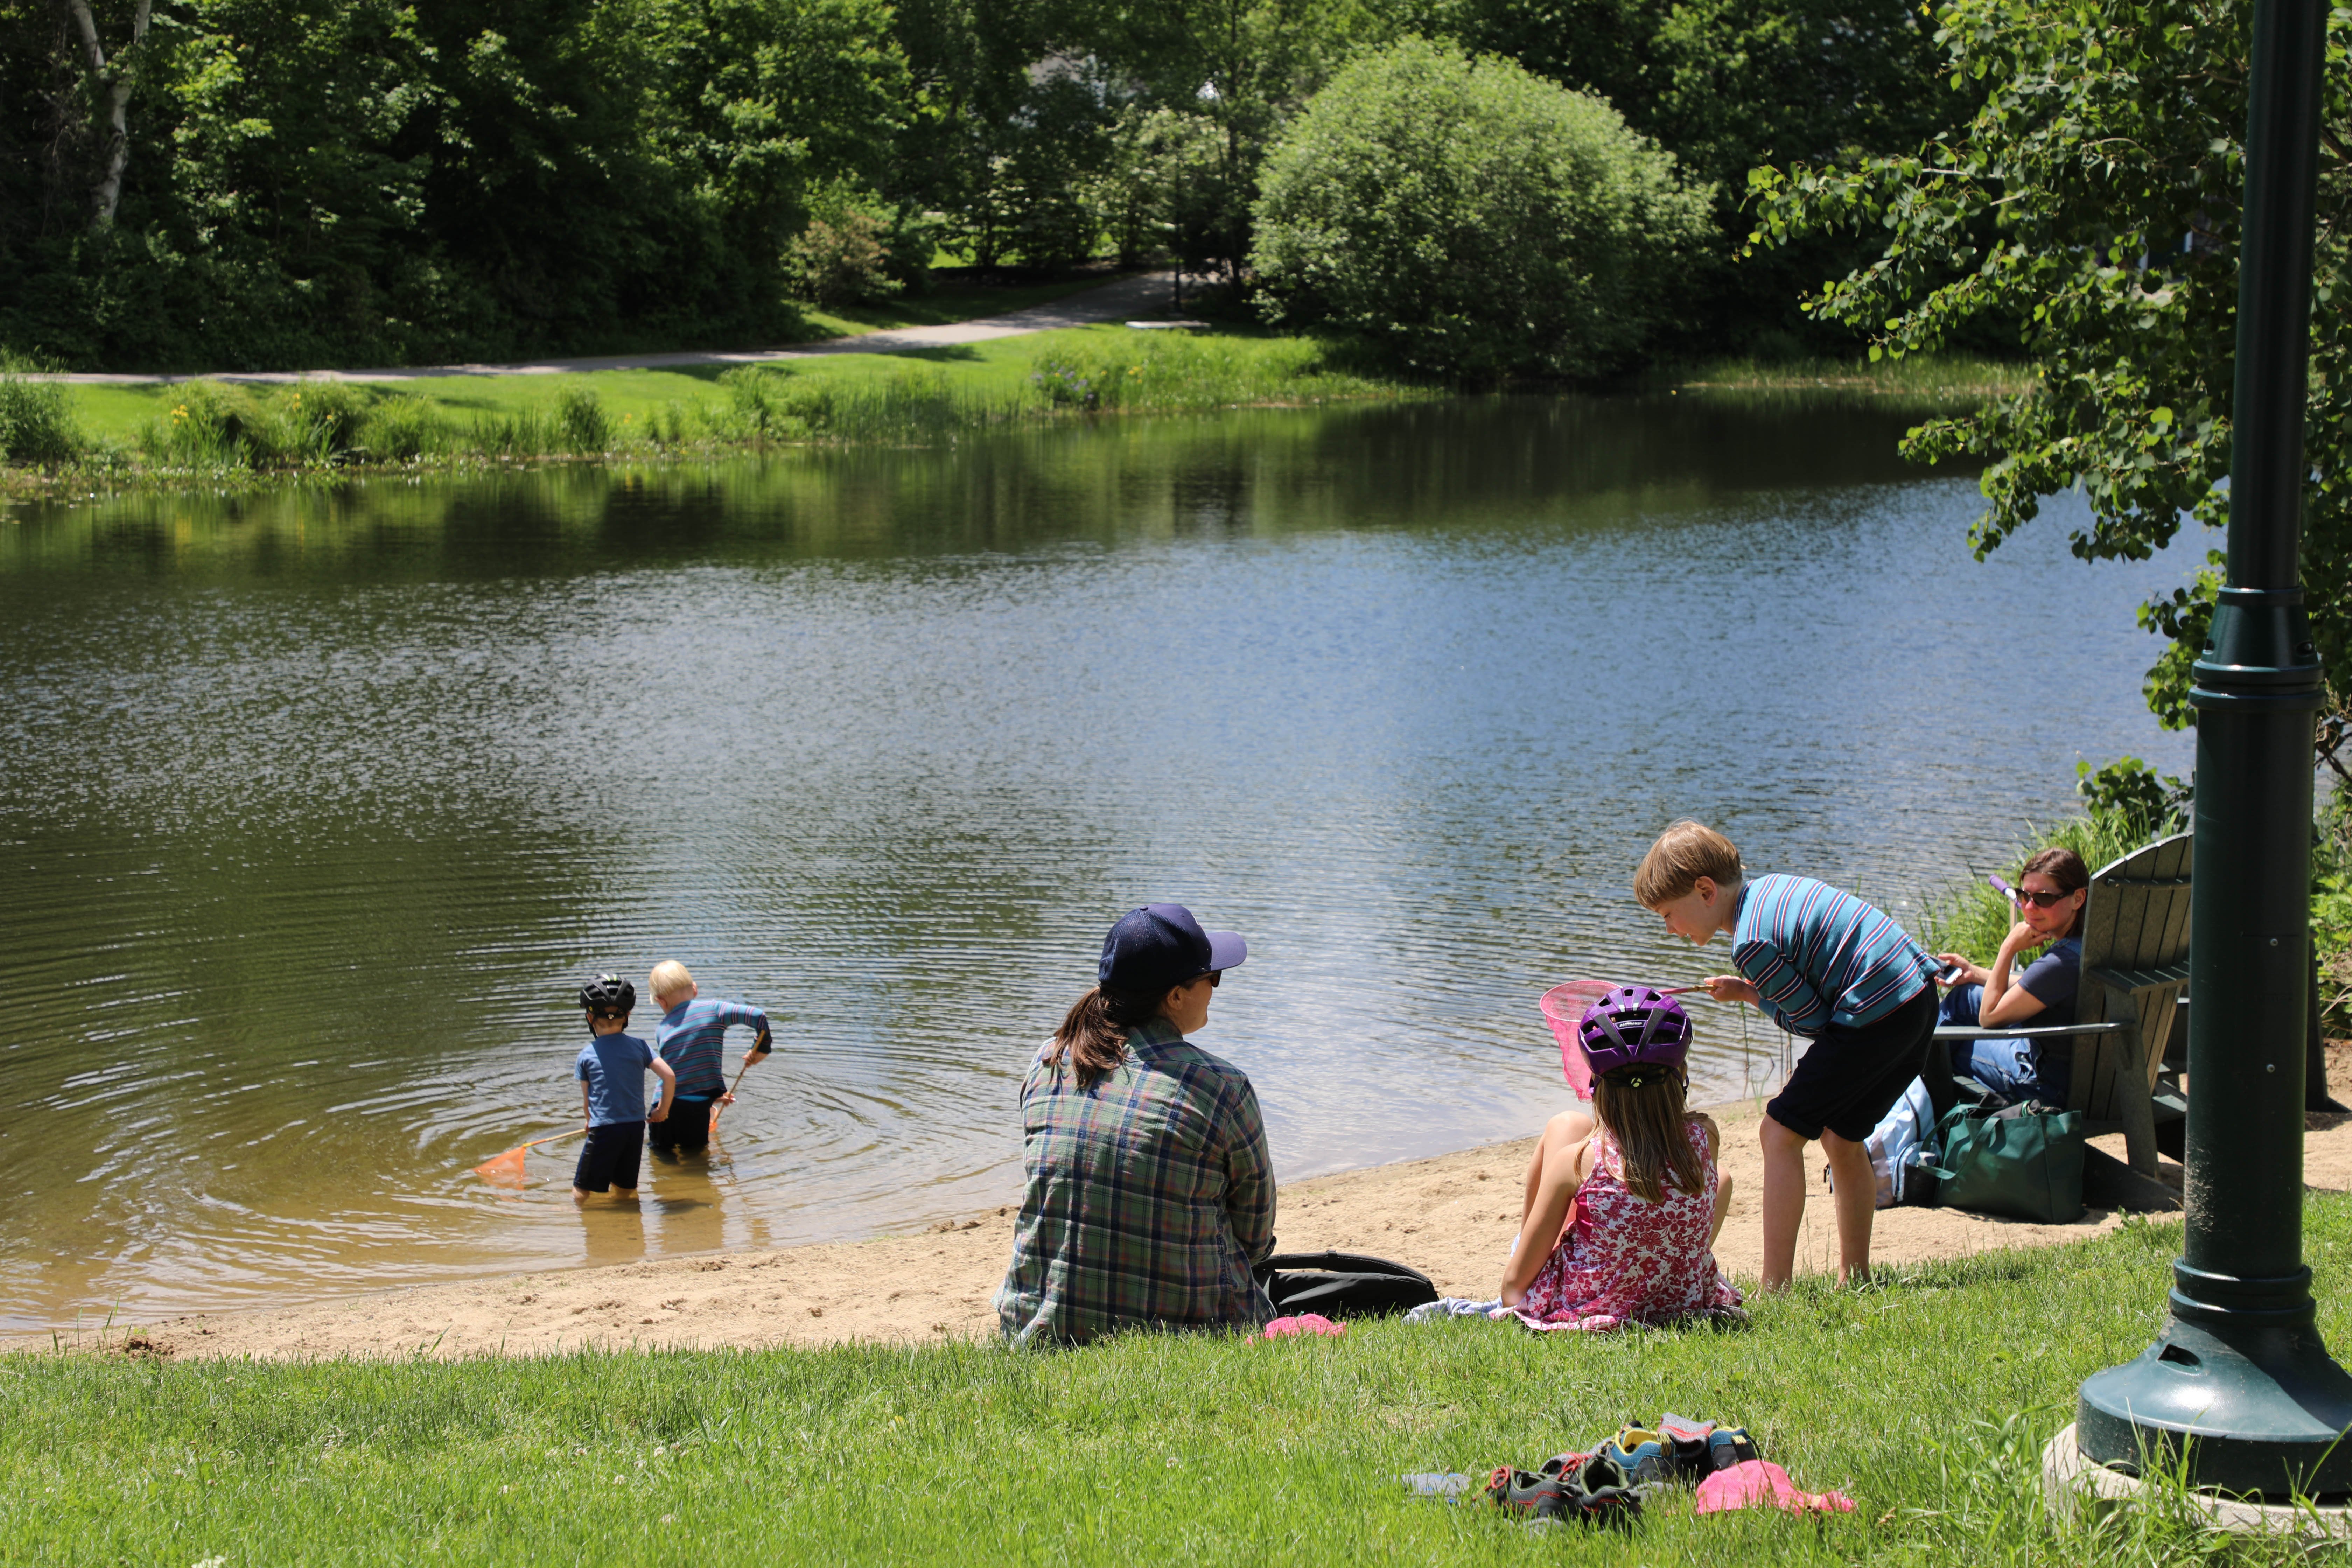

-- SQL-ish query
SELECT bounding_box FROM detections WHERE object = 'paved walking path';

[43,271,1181,387]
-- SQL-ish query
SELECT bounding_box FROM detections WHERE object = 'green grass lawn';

[8,1201,2348,1565]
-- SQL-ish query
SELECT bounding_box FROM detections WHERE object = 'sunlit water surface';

[0,394,2202,1329]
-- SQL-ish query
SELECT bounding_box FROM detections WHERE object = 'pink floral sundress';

[1508,1117,1743,1333]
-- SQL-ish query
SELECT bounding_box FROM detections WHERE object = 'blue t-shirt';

[2015,936,2083,1028]
[576,1031,657,1127]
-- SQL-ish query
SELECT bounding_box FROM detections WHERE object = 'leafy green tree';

[1251,37,1712,378]
[1085,0,1398,279]
[1747,0,2352,773]
[642,0,910,314]
[1088,104,1226,271]
[1426,0,1966,351]
[0,0,456,368]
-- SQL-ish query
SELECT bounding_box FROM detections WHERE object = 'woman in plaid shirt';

[995,904,1276,1343]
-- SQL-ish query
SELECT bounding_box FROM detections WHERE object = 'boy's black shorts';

[1766,986,1938,1143]
[573,1121,645,1193]
[648,1096,716,1156]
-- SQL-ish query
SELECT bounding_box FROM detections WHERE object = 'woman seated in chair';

[1929,846,2090,1104]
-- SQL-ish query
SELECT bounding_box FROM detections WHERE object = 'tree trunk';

[58,0,151,230]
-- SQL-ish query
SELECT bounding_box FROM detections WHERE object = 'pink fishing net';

[1539,981,1619,1097]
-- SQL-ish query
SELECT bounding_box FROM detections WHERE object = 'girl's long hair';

[1591,1068,1704,1204]
[1047,985,1165,1089]
[2021,846,2092,939]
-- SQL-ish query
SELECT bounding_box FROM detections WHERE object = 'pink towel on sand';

[1257,1314,1345,1340]
[1694,1460,1855,1516]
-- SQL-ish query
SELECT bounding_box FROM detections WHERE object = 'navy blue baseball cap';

[1099,903,1248,994]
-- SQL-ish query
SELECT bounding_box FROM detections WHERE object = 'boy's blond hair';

[649,960,695,1002]
[1634,820,1744,908]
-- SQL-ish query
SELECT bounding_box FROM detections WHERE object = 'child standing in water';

[647,961,771,1157]
[573,973,676,1203]
[1502,986,1741,1331]
[1637,819,1939,1291]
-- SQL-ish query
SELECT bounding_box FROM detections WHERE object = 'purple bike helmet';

[1576,986,1692,1082]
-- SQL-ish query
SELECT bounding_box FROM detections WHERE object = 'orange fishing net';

[471,1146,530,1187]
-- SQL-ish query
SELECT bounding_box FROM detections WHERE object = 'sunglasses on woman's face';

[2012,887,2072,908]
[1205,971,1222,988]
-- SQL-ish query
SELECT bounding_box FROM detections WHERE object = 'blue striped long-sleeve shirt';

[1731,874,1934,1037]
[653,996,770,1097]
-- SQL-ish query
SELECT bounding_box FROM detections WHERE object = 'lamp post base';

[2078,1301,2352,1498]
[2046,1422,2352,1537]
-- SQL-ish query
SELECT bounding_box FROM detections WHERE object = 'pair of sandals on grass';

[1480,1411,1850,1525]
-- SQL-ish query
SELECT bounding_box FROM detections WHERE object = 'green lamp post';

[2073,0,2352,1497]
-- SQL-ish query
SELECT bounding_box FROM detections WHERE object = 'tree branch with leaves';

[1747,0,2352,754]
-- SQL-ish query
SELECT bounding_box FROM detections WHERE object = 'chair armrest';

[1932,1022,2128,1041]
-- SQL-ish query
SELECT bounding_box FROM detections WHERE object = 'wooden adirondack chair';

[1933,831,2192,1175]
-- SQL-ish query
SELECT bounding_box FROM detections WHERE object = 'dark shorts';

[1766,986,1939,1143]
[647,1096,716,1155]
[573,1121,645,1193]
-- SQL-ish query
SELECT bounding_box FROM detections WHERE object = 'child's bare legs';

[1821,1132,1875,1283]
[1520,1108,1592,1226]
[1760,1115,1874,1288]
[1758,1115,1809,1290]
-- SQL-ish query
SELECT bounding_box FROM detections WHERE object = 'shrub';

[0,376,86,466]
[145,382,248,468]
[469,407,555,458]
[288,381,369,458]
[719,366,808,438]
[555,386,612,453]
[138,381,368,470]
[1251,39,1714,381]
[356,394,451,462]
[2076,756,2190,843]
[786,214,904,307]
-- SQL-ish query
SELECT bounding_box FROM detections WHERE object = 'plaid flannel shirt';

[994,1017,1276,1344]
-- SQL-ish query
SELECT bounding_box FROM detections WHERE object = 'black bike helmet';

[578,973,636,1013]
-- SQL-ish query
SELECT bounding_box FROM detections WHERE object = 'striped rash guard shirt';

[653,996,770,1097]
[1731,874,1935,1038]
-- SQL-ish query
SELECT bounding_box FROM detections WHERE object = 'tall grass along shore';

[0,328,1422,498]
[0,338,2029,502]
[10,1202,2351,1565]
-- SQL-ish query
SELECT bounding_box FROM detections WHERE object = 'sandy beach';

[33,1055,2352,1363]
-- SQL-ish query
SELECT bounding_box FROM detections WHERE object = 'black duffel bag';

[1255,1250,1438,1318]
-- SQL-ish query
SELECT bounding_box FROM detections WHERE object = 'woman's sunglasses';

[2011,887,2074,908]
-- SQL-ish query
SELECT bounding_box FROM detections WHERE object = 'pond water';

[0,394,2202,1331]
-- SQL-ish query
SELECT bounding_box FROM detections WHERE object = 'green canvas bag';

[1927,1101,2086,1224]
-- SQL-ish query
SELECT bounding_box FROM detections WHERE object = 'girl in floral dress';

[1500,987,1742,1332]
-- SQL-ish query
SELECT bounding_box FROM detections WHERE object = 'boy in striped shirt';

[648,961,772,1157]
[1636,820,1938,1292]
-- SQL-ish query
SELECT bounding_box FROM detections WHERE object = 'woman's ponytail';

[1048,985,1165,1089]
